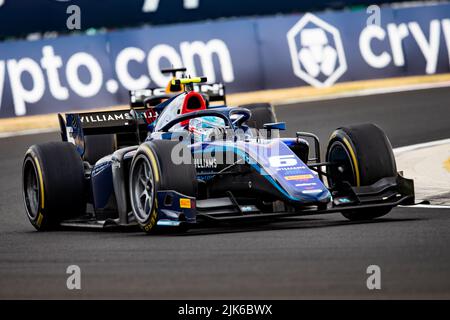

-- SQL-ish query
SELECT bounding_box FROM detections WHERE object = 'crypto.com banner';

[0,3,449,118]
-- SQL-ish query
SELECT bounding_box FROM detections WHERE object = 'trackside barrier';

[0,0,403,38]
[0,3,449,118]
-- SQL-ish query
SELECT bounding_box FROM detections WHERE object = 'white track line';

[393,138,450,155]
[276,81,450,106]
[401,204,450,209]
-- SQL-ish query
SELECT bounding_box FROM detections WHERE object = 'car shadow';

[20,215,423,237]
[134,216,423,237]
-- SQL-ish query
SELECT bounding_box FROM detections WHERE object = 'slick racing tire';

[129,140,197,234]
[239,103,279,138]
[22,142,86,230]
[239,103,277,129]
[83,134,116,165]
[326,123,397,221]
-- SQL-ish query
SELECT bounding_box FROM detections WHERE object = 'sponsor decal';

[80,112,131,123]
[78,109,158,125]
[268,155,298,167]
[301,189,323,194]
[179,198,191,209]
[287,13,347,87]
[194,157,218,169]
[284,174,313,181]
[276,166,307,171]
[295,182,317,187]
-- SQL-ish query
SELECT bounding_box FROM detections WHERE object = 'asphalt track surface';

[1,87,449,299]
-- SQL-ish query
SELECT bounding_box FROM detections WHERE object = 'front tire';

[326,123,397,221]
[129,140,197,233]
[22,142,86,230]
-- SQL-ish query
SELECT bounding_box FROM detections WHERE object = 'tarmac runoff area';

[395,139,450,206]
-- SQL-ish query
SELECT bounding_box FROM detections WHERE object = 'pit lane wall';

[0,3,450,118]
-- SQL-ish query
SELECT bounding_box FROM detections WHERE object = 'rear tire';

[240,102,276,126]
[326,123,396,221]
[129,140,197,234]
[22,142,86,230]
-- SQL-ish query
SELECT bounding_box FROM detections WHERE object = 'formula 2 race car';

[22,77,414,233]
[129,67,227,109]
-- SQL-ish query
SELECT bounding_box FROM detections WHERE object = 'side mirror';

[263,122,286,131]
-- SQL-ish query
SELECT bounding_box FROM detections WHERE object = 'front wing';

[59,174,414,229]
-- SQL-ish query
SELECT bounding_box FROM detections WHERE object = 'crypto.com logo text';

[287,13,347,88]
[0,39,234,116]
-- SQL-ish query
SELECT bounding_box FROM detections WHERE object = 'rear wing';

[65,109,154,134]
[59,109,153,155]
[59,81,226,154]
[129,82,226,108]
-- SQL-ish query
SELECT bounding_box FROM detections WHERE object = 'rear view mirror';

[263,122,286,131]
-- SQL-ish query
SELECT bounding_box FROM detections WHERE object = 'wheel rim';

[327,141,356,187]
[23,158,40,220]
[130,155,155,223]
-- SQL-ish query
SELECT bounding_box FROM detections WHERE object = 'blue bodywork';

[68,94,332,226]
[192,140,331,203]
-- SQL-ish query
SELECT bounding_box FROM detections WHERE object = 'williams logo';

[287,13,347,87]
[194,157,218,169]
